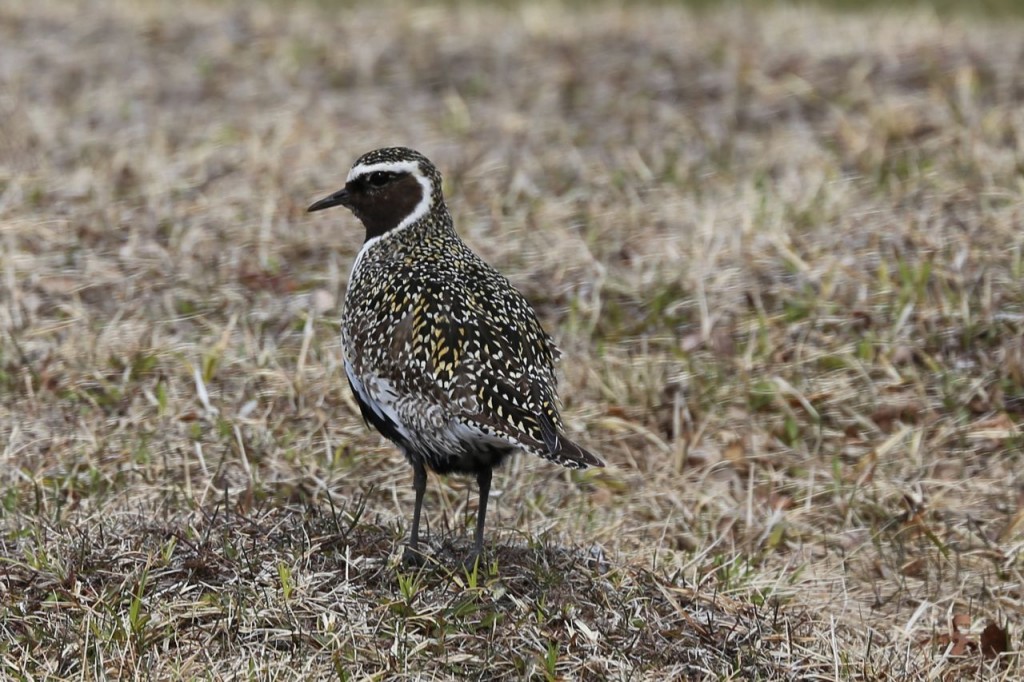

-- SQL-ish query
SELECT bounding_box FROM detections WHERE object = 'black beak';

[307,187,351,213]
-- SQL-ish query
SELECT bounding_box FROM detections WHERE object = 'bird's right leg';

[402,457,428,566]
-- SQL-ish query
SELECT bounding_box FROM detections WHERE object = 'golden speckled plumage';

[309,146,602,565]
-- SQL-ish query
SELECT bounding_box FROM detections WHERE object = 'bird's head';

[308,147,444,242]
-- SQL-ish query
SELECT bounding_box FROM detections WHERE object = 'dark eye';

[367,171,393,187]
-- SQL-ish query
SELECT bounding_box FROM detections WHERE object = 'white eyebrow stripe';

[346,160,422,183]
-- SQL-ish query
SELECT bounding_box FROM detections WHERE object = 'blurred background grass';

[2,0,1023,678]
[671,0,1024,15]
[283,0,1024,17]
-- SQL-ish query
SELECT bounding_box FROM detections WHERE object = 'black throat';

[348,174,425,242]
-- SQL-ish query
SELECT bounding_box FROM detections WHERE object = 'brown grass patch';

[2,0,1024,678]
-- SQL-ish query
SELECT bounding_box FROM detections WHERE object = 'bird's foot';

[461,549,485,575]
[402,545,426,567]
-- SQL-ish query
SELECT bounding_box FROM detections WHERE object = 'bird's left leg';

[465,467,492,571]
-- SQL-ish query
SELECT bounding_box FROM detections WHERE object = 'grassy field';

[2,0,1024,679]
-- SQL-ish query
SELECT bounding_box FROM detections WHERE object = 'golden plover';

[308,147,603,566]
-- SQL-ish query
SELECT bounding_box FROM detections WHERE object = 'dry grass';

[2,0,1024,679]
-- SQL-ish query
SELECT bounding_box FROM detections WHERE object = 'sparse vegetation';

[2,0,1024,679]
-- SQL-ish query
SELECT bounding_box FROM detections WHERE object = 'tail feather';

[551,436,604,469]
[538,411,604,469]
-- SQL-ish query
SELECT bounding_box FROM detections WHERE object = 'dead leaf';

[238,269,299,293]
[37,276,81,296]
[900,557,926,578]
[934,631,972,657]
[722,440,747,473]
[850,309,872,329]
[967,413,1019,442]
[870,402,923,431]
[605,405,629,419]
[980,622,1009,659]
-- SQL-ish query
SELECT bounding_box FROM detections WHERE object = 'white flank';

[344,358,415,443]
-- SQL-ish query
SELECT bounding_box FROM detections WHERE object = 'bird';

[308,146,603,567]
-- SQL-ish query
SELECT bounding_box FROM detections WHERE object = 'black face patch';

[344,172,424,241]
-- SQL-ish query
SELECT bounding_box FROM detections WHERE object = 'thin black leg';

[403,458,427,565]
[467,468,492,568]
